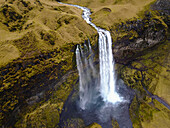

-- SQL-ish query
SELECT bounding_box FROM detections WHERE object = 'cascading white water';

[59,2,122,109]
[76,41,98,110]
[98,30,122,103]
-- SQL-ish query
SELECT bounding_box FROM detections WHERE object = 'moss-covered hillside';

[0,0,97,127]
[111,0,170,127]
[0,0,169,127]
[0,0,97,66]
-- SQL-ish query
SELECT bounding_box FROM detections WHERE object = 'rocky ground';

[0,0,170,127]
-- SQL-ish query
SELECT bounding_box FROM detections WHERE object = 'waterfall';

[98,30,121,102]
[76,41,98,110]
[59,2,122,109]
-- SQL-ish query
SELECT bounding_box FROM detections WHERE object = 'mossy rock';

[86,122,102,128]
[63,118,85,128]
[15,102,61,128]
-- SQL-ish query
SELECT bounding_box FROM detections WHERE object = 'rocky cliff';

[112,0,170,127]
[0,0,169,127]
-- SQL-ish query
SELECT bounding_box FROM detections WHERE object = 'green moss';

[86,122,102,128]
[141,99,170,128]
[0,40,78,126]
[15,102,61,128]
[117,8,169,126]
[138,101,154,122]
[129,96,142,128]
[119,22,170,128]
[100,0,106,3]
[137,0,157,18]
[63,118,85,128]
[112,119,120,128]
[14,68,78,127]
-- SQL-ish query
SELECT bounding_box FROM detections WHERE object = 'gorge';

[0,0,169,127]
[57,2,137,128]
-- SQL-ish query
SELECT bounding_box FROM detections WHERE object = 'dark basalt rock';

[112,11,168,64]
[0,0,169,127]
[151,0,170,15]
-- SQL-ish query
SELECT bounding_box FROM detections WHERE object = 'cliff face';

[112,10,168,64]
[0,0,170,127]
[112,0,170,127]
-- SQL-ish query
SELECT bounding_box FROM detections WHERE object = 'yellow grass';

[0,0,97,66]
[141,100,170,128]
[155,63,170,105]
[0,43,20,66]
[0,0,156,66]
[63,0,155,29]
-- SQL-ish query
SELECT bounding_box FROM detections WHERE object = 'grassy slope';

[123,41,170,128]
[116,10,170,128]
[0,0,97,67]
[63,0,155,29]
[0,0,97,126]
[1,0,169,127]
[155,58,170,104]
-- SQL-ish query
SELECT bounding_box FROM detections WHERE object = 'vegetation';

[0,0,98,126]
[0,0,97,66]
[61,0,156,30]
[113,4,170,127]
[0,0,169,127]
[15,71,78,127]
